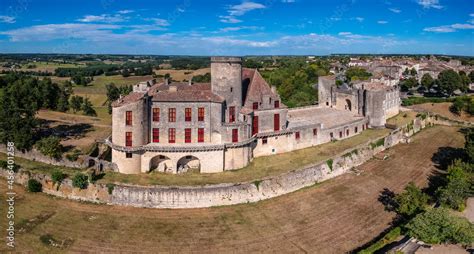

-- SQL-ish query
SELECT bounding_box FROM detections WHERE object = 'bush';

[0,160,20,172]
[106,183,115,194]
[65,149,82,161]
[36,136,63,159]
[72,173,88,189]
[405,207,474,245]
[326,159,333,171]
[51,170,66,187]
[436,160,471,211]
[27,179,42,192]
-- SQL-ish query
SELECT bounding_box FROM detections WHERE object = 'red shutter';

[125,132,132,147]
[295,131,300,140]
[125,111,132,126]
[232,129,238,143]
[274,100,280,108]
[198,128,204,143]
[252,102,258,110]
[152,128,159,143]
[168,128,175,143]
[198,107,205,121]
[273,113,280,131]
[252,115,259,136]
[185,128,191,143]
[152,108,160,122]
[169,108,176,122]
[185,108,192,122]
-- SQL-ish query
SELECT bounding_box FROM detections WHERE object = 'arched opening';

[149,155,172,173]
[345,99,352,111]
[88,159,96,167]
[176,155,200,174]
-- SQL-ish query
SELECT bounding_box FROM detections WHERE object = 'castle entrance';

[177,155,200,174]
[149,155,172,173]
[345,99,352,111]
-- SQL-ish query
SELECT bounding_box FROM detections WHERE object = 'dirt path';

[0,126,464,253]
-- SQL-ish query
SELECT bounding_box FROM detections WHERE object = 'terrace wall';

[1,113,452,209]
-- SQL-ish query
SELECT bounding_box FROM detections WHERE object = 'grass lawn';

[99,128,390,186]
[21,61,84,72]
[386,111,418,127]
[156,68,210,81]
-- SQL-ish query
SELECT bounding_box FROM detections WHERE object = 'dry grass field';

[409,102,474,122]
[156,68,210,81]
[0,126,464,253]
[386,111,418,127]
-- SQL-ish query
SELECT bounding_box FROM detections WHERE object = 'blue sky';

[0,0,473,56]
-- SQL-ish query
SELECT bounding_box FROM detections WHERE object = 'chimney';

[165,78,169,86]
[271,86,277,94]
[169,86,177,92]
[188,79,192,86]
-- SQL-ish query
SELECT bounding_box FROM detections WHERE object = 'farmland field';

[0,126,464,253]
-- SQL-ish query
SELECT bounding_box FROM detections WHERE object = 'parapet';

[211,56,242,63]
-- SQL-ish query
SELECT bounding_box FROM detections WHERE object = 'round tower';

[211,57,242,122]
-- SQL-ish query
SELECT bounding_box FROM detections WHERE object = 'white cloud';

[117,10,134,14]
[417,0,443,9]
[0,15,16,24]
[389,8,401,13]
[353,17,364,22]
[220,1,266,23]
[77,14,126,23]
[281,0,295,3]
[144,18,170,27]
[219,15,242,24]
[377,20,388,24]
[424,23,474,33]
[219,26,261,32]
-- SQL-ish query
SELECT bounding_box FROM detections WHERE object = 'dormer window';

[252,102,258,110]
[274,100,280,108]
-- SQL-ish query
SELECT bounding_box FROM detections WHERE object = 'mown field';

[0,126,464,253]
[409,102,474,123]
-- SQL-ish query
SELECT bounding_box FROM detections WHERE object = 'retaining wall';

[1,114,446,209]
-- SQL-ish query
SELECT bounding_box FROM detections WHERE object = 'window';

[152,108,160,122]
[346,129,349,136]
[125,132,132,147]
[252,102,259,110]
[168,108,176,122]
[330,132,334,139]
[274,100,280,108]
[126,152,132,158]
[232,129,238,143]
[185,128,191,143]
[355,127,358,133]
[273,113,280,131]
[295,131,300,140]
[313,128,318,136]
[229,106,236,123]
[269,98,272,104]
[326,102,329,106]
[339,131,343,138]
[168,128,176,143]
[198,128,204,143]
[230,87,233,92]
[185,108,192,122]
[198,107,205,121]
[152,128,159,143]
[252,116,259,136]
[262,137,268,145]
[125,111,132,126]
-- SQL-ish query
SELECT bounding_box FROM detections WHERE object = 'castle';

[107,57,400,174]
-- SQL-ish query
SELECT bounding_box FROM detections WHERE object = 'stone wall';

[0,145,87,168]
[2,114,441,209]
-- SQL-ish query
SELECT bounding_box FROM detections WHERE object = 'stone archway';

[345,99,352,111]
[149,155,172,173]
[176,155,200,174]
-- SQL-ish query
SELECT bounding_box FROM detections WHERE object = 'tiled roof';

[242,68,284,112]
[111,92,146,107]
[151,82,224,103]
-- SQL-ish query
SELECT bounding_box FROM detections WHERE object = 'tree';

[27,179,42,192]
[122,68,130,77]
[437,160,471,211]
[465,128,474,163]
[410,68,417,76]
[36,136,63,159]
[72,173,88,189]
[469,71,474,83]
[394,182,429,218]
[405,207,474,245]
[345,67,372,82]
[437,69,462,96]
[82,98,97,116]
[400,77,418,92]
[421,73,434,89]
[70,95,83,113]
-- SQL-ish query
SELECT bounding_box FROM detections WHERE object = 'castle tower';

[211,57,242,122]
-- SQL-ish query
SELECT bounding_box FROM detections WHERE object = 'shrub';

[106,183,115,194]
[36,136,63,159]
[72,173,88,189]
[51,170,66,187]
[65,149,82,161]
[0,160,20,172]
[359,227,401,254]
[27,179,42,192]
[370,138,385,149]
[436,160,471,211]
[405,207,474,245]
[326,159,333,171]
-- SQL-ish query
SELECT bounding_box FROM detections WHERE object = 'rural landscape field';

[1,0,474,253]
